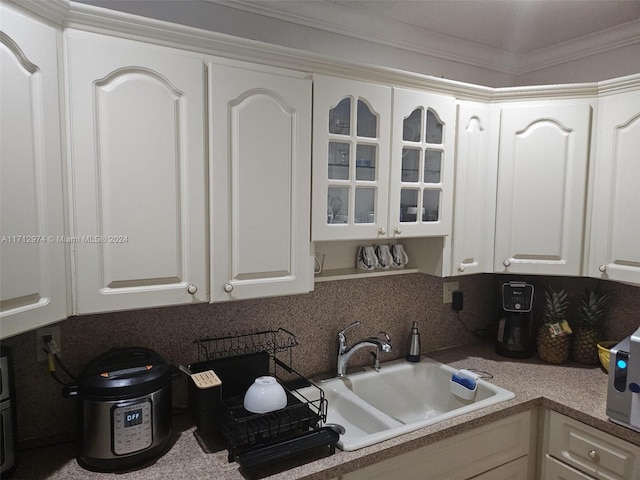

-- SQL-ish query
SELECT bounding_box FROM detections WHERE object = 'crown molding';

[212,0,640,77]
[7,0,638,102]
[597,72,640,97]
[9,0,69,24]
[521,18,640,74]
[212,0,521,75]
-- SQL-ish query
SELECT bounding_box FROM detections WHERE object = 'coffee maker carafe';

[496,281,535,359]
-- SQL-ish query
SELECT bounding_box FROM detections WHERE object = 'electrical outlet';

[36,325,61,362]
[443,281,459,304]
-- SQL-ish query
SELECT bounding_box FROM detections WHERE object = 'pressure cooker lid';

[76,347,171,399]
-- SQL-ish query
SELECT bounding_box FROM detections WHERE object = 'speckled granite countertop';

[12,342,640,480]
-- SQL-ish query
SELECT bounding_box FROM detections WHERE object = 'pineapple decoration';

[572,288,612,364]
[538,288,572,364]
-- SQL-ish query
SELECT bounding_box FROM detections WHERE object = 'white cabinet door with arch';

[209,62,312,301]
[67,31,207,314]
[451,101,497,276]
[0,3,67,338]
[388,87,456,238]
[589,89,640,285]
[494,100,592,276]
[312,75,391,241]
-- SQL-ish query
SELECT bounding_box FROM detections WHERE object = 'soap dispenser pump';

[406,321,421,362]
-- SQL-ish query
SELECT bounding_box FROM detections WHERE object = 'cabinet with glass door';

[312,75,392,241]
[388,88,456,238]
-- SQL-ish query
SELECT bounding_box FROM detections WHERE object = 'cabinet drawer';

[470,455,530,479]
[544,454,595,480]
[547,411,639,480]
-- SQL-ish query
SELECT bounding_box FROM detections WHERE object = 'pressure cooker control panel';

[112,400,152,455]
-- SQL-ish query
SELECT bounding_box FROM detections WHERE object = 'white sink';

[296,357,515,451]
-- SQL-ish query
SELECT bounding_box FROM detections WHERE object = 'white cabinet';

[450,101,498,276]
[542,410,640,480]
[66,31,208,314]
[588,90,640,286]
[494,100,592,276]
[0,3,68,338]
[312,75,392,241]
[341,411,534,480]
[209,62,312,301]
[389,88,456,238]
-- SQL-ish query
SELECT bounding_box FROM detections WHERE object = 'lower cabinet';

[340,411,534,480]
[541,410,640,480]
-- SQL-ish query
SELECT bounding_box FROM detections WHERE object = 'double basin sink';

[295,357,515,451]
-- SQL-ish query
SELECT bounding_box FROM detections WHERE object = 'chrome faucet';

[337,321,392,377]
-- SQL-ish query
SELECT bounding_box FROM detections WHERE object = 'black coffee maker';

[495,281,535,358]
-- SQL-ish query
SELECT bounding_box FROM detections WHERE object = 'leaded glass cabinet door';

[389,88,456,238]
[312,75,391,241]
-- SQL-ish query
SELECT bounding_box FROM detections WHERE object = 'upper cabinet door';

[451,101,497,276]
[209,62,312,301]
[494,100,592,276]
[67,31,207,314]
[388,88,456,238]
[0,4,67,338]
[312,75,392,241]
[589,91,640,285]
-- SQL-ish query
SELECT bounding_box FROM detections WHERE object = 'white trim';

[9,0,640,102]
[212,0,521,75]
[521,19,640,74]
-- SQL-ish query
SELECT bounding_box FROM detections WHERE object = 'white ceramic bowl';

[243,376,287,414]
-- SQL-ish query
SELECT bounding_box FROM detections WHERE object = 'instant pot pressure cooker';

[63,347,173,471]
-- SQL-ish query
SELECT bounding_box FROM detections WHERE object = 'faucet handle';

[378,331,391,345]
[339,321,361,338]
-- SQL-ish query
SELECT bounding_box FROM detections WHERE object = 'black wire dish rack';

[190,328,336,472]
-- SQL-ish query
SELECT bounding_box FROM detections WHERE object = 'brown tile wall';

[2,273,638,446]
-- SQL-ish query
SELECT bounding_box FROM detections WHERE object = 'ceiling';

[228,0,640,55]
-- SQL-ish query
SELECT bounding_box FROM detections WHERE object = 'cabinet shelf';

[314,266,419,282]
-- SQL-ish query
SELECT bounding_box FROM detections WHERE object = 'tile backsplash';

[3,273,638,447]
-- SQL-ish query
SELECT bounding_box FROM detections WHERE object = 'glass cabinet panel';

[423,189,440,222]
[328,141,350,180]
[400,189,419,222]
[357,100,377,138]
[401,148,420,182]
[425,109,443,144]
[355,144,376,181]
[355,188,375,223]
[329,98,351,135]
[327,187,349,224]
[395,101,447,227]
[403,108,422,142]
[424,150,442,183]
[325,95,383,227]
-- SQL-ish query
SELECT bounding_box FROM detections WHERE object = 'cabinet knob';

[394,226,402,235]
[599,264,607,272]
[224,283,234,293]
[378,227,386,236]
[503,260,511,268]
[588,450,598,460]
[187,284,198,294]
[458,264,465,272]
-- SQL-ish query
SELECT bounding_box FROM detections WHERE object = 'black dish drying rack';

[191,328,332,469]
